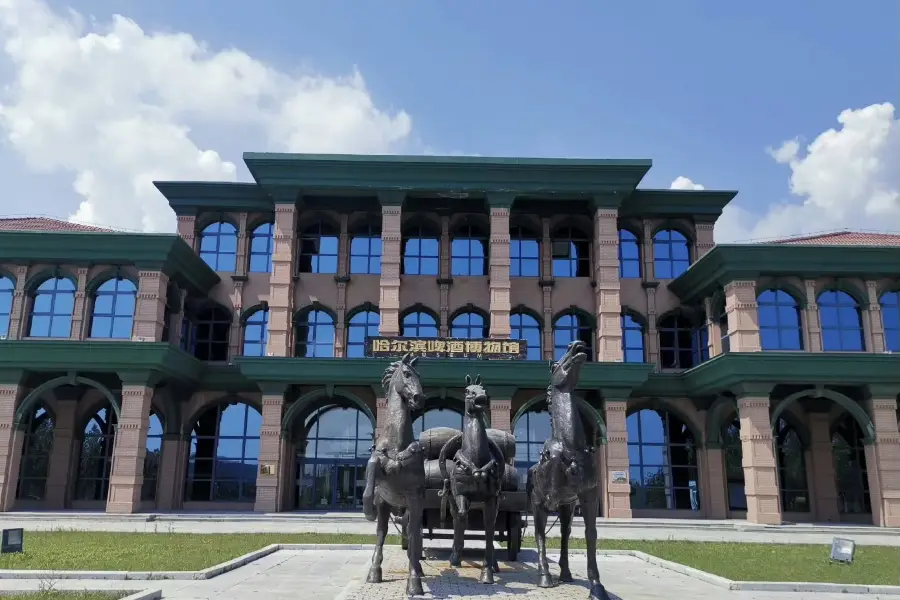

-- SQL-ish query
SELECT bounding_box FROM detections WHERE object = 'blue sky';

[2,0,898,238]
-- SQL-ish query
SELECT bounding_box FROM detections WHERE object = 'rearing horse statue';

[362,353,427,597]
[527,340,610,600]
[437,374,505,583]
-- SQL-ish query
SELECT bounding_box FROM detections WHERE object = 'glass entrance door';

[295,456,366,510]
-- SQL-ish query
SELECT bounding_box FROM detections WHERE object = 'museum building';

[1,153,899,526]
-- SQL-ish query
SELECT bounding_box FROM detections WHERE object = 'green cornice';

[669,244,900,304]
[620,189,737,219]
[153,182,271,216]
[242,152,652,196]
[0,231,219,296]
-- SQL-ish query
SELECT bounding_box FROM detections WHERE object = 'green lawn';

[0,594,125,600]
[0,532,897,586]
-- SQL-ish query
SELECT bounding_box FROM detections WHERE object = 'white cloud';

[0,0,413,232]
[715,102,900,242]
[670,176,705,191]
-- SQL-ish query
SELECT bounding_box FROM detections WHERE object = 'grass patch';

[0,593,126,600]
[0,532,897,586]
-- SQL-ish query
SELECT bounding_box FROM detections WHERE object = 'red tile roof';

[771,230,900,246]
[0,217,112,232]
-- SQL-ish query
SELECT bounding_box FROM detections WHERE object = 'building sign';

[366,337,527,360]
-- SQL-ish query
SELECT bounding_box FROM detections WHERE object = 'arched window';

[89,278,137,339]
[776,418,810,513]
[451,224,487,276]
[347,310,379,358]
[658,314,706,369]
[74,403,117,501]
[295,309,335,358]
[402,311,438,338]
[296,405,374,509]
[248,222,274,273]
[0,276,13,339]
[514,405,551,489]
[510,312,542,360]
[722,418,745,511]
[16,404,53,501]
[402,222,440,276]
[193,305,231,361]
[758,289,803,351]
[28,277,76,338]
[618,229,641,279]
[350,222,382,275]
[621,314,645,363]
[552,311,594,361]
[551,225,591,278]
[880,291,900,352]
[142,412,164,502]
[832,415,870,514]
[413,407,464,437]
[199,221,238,271]
[510,226,540,277]
[185,402,261,502]
[627,408,699,510]
[451,311,487,340]
[818,290,865,351]
[298,222,339,274]
[653,229,690,279]
[242,309,269,357]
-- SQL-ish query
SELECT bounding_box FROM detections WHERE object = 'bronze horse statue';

[362,353,427,596]
[527,340,610,600]
[438,374,506,583]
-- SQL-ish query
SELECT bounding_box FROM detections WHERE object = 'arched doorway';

[16,404,54,502]
[74,402,118,503]
[832,414,871,517]
[142,412,164,503]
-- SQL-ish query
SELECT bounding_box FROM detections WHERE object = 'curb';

[0,591,161,599]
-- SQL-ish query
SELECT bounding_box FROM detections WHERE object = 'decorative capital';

[485,193,516,209]
[258,382,289,397]
[732,382,774,399]
[590,193,622,212]
[866,384,900,401]
[378,191,406,207]
[118,370,162,388]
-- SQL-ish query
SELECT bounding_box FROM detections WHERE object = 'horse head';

[382,353,424,412]
[463,374,489,416]
[549,340,588,392]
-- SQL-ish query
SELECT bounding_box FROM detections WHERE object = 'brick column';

[255,385,286,512]
[235,213,249,276]
[156,433,187,510]
[540,218,553,361]
[643,282,659,366]
[487,194,513,338]
[438,215,451,337]
[866,281,886,353]
[334,213,349,358]
[593,207,622,362]
[133,271,168,342]
[640,220,654,282]
[107,381,154,514]
[378,192,404,337]
[735,385,781,524]
[704,445,728,518]
[176,215,197,251]
[489,387,515,433]
[803,280,823,352]
[44,395,78,508]
[603,398,631,518]
[0,379,25,511]
[69,267,89,340]
[724,280,761,352]
[865,387,900,527]
[808,412,839,522]
[170,288,187,348]
[6,266,27,340]
[694,221,716,259]
[266,203,298,357]
[703,297,723,357]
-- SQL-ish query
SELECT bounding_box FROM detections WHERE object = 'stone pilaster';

[735,387,781,525]
[540,218,553,361]
[177,215,197,251]
[375,396,389,439]
[803,280,823,352]
[640,220,654,282]
[865,388,900,527]
[255,387,286,512]
[439,215,451,336]
[170,288,187,348]
[724,280,761,352]
[133,271,168,342]
[228,280,243,358]
[487,194,513,339]
[808,412,839,522]
[44,396,77,508]
[235,213,249,276]
[488,387,515,433]
[335,213,349,357]
[704,445,728,518]
[107,383,154,514]
[70,267,89,340]
[643,282,659,366]
[866,281,886,353]
[266,204,298,357]
[593,207,622,361]
[0,381,24,511]
[6,266,27,340]
[703,296,722,357]
[378,193,404,337]
[695,221,716,259]
[603,400,631,518]
[156,434,186,510]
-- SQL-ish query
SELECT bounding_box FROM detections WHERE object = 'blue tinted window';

[832,415,871,514]
[618,229,641,279]
[653,229,690,279]
[89,278,137,339]
[622,314,644,363]
[28,277,76,338]
[74,404,117,501]
[451,312,486,340]
[298,222,338,274]
[510,312,542,360]
[413,408,464,437]
[552,312,594,361]
[403,223,440,276]
[295,310,335,358]
[350,223,382,275]
[242,309,269,357]
[248,223,274,273]
[451,225,487,276]
[199,221,238,272]
[347,310,379,357]
[658,314,706,368]
[775,418,810,512]
[511,226,540,277]
[627,409,699,510]
[880,292,900,352]
[513,406,552,489]
[304,405,374,460]
[552,226,591,278]
[402,311,438,338]
[193,306,231,361]
[818,290,865,351]
[16,404,53,501]
[758,289,803,351]
[142,412,164,502]
[0,276,14,339]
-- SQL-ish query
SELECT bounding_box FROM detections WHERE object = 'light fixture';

[830,537,855,564]
[1,528,23,554]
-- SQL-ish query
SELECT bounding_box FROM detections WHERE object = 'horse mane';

[382,355,421,393]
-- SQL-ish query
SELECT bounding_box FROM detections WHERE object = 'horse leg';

[406,495,425,596]
[579,487,611,600]
[448,495,466,567]
[532,498,553,588]
[480,496,499,584]
[366,501,391,583]
[557,502,574,582]
[362,455,380,522]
